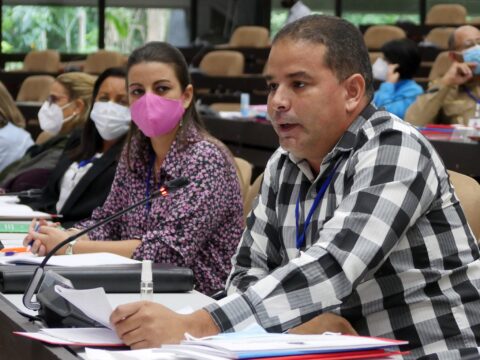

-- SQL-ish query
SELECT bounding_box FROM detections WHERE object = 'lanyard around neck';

[295,162,339,249]
[145,151,162,213]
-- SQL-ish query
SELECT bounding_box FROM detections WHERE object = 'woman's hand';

[23,218,70,256]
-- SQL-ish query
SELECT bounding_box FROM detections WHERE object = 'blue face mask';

[463,45,480,75]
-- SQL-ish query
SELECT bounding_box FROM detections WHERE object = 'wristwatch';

[65,239,78,255]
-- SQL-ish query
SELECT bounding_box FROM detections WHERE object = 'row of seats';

[21,49,127,75]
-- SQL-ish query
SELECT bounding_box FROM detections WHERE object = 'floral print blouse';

[76,125,244,295]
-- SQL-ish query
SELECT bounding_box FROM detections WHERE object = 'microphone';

[22,176,190,313]
[0,188,43,198]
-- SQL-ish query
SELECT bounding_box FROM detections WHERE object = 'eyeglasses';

[47,94,69,105]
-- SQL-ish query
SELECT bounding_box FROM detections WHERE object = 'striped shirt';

[205,104,480,359]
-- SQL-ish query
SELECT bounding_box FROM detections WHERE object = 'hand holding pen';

[23,218,61,256]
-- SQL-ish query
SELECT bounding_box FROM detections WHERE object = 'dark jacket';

[25,134,125,228]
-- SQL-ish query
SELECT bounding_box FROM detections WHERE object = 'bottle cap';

[141,259,152,282]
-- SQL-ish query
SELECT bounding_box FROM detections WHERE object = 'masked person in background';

[372,38,423,120]
[406,25,480,126]
[25,42,244,296]
[22,68,130,228]
[0,82,34,172]
[0,72,95,192]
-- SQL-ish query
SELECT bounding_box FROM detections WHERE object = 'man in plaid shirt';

[111,15,480,358]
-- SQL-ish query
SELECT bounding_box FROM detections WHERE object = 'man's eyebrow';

[263,72,313,82]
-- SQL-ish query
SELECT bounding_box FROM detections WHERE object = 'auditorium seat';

[16,75,55,102]
[234,156,253,204]
[448,170,480,241]
[243,172,263,219]
[218,26,270,48]
[425,4,467,25]
[199,50,244,76]
[22,50,60,73]
[83,50,126,75]
[424,27,456,49]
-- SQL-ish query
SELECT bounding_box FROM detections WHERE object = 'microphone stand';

[22,177,190,311]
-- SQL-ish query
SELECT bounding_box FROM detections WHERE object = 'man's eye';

[293,81,305,88]
[267,83,278,91]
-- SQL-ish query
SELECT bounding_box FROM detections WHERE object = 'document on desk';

[55,286,113,328]
[0,252,140,266]
[14,328,123,346]
[0,203,51,220]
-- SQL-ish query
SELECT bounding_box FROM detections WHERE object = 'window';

[342,0,419,25]
[2,4,98,53]
[105,0,191,53]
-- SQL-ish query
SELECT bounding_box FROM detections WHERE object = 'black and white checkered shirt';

[205,104,480,359]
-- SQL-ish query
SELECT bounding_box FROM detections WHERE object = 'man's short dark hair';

[273,14,374,99]
[381,38,421,79]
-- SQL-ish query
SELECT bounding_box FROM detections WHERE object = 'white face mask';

[372,57,389,81]
[90,101,131,141]
[38,101,75,135]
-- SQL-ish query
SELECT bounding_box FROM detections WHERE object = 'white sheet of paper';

[0,203,51,219]
[0,252,140,266]
[54,286,113,329]
[85,348,178,360]
[14,328,122,346]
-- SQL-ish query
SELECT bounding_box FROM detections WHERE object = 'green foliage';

[2,5,98,53]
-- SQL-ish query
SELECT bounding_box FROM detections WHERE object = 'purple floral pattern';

[76,125,244,295]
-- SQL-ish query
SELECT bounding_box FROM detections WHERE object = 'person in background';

[23,68,130,228]
[0,82,34,172]
[282,0,311,25]
[372,38,423,119]
[107,15,480,359]
[25,41,244,296]
[0,72,95,192]
[406,25,480,126]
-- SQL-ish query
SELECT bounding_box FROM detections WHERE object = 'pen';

[27,222,41,250]
[0,247,29,253]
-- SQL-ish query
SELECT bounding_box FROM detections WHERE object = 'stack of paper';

[0,203,51,220]
[162,332,408,359]
[0,252,140,266]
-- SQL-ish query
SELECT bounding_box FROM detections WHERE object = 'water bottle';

[240,93,250,118]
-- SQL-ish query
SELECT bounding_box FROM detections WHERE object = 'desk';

[1,290,215,360]
[203,116,480,180]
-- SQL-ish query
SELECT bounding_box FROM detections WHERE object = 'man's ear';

[343,73,365,113]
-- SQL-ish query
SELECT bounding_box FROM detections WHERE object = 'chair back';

[16,75,55,102]
[199,51,244,76]
[83,50,126,75]
[424,27,456,49]
[22,50,60,73]
[448,170,480,241]
[229,26,270,48]
[428,51,453,81]
[244,173,263,219]
[363,25,406,50]
[234,157,253,202]
[426,4,467,25]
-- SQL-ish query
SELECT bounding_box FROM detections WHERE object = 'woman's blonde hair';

[0,81,26,128]
[55,72,96,135]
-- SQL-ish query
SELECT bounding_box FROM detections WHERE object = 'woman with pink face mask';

[25,42,245,296]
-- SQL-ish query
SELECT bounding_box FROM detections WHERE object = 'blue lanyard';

[77,156,96,169]
[463,86,480,104]
[295,163,339,249]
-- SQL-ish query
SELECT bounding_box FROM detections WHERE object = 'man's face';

[265,38,352,170]
[454,26,480,52]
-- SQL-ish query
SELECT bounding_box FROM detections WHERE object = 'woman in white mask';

[0,72,95,191]
[24,68,130,228]
[372,38,424,119]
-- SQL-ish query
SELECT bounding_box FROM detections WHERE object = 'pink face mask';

[130,93,185,138]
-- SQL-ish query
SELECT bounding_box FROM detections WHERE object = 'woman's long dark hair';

[125,41,206,170]
[69,67,127,162]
